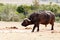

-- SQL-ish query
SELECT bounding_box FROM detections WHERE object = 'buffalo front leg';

[37,25,39,32]
[32,24,36,32]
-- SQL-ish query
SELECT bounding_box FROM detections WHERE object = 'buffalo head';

[21,18,31,27]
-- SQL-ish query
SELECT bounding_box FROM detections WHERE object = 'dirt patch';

[25,27,32,29]
[0,22,60,40]
[5,26,18,29]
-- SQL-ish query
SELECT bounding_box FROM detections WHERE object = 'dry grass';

[0,21,60,40]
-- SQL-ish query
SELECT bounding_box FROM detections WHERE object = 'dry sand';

[0,21,60,40]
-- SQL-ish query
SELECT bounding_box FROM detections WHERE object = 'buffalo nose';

[21,23,25,26]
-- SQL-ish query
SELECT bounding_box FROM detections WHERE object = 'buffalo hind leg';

[45,25,47,27]
[50,23,54,30]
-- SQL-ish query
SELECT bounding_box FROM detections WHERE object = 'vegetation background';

[0,0,60,22]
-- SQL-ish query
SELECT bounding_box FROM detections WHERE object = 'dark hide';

[21,10,55,32]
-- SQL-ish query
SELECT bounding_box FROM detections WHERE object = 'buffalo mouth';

[21,23,28,27]
[23,25,27,27]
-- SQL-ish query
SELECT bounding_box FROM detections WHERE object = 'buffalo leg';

[37,25,39,32]
[32,25,36,32]
[45,25,47,27]
[51,24,54,30]
[50,23,54,30]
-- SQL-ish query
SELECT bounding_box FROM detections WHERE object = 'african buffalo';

[21,10,55,32]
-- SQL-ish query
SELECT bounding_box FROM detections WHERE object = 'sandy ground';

[0,21,60,40]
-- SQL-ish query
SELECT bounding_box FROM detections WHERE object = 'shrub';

[0,3,4,6]
[17,5,31,18]
[17,5,25,13]
[55,17,60,22]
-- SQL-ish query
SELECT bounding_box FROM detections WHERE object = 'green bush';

[0,3,4,6]
[17,5,31,18]
[17,5,31,13]
[38,4,59,14]
[55,17,60,22]
[17,5,25,13]
[0,4,17,21]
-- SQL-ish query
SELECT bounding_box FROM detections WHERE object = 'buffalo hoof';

[37,30,39,32]
[51,28,54,30]
[32,31,34,32]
